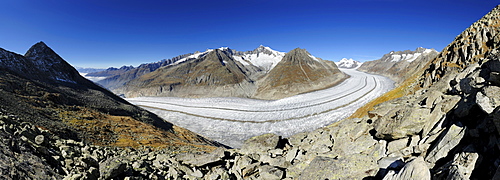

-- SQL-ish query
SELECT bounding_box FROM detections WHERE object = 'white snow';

[169,49,215,66]
[232,56,250,66]
[405,53,422,62]
[232,46,285,72]
[390,55,402,62]
[389,48,435,62]
[308,54,320,62]
[423,49,434,53]
[126,69,394,147]
[335,58,362,69]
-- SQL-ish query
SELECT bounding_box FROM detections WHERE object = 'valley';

[127,69,394,147]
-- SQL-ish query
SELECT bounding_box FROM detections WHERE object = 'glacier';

[126,69,394,147]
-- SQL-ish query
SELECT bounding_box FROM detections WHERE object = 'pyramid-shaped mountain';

[255,48,347,99]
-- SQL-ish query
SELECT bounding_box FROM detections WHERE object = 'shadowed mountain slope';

[0,42,222,151]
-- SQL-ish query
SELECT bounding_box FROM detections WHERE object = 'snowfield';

[126,69,394,147]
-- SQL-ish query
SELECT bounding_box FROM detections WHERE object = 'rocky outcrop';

[418,5,500,88]
[358,47,438,84]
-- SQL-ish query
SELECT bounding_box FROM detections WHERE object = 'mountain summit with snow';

[358,47,438,83]
[335,58,362,69]
[233,45,286,72]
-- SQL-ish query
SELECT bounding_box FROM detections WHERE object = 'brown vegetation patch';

[58,107,216,152]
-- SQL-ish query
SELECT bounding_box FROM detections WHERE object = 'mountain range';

[358,47,439,84]
[89,45,347,100]
[335,58,362,69]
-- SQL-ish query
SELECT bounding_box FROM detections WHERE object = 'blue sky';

[0,0,498,68]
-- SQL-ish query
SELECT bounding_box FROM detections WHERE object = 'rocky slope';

[106,46,345,100]
[255,48,347,99]
[335,58,362,69]
[358,47,439,84]
[0,42,225,179]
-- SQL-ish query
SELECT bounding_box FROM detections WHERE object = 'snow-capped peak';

[218,47,229,51]
[232,45,286,72]
[335,58,362,69]
[387,48,437,63]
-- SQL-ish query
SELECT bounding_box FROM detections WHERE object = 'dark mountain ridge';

[0,41,222,150]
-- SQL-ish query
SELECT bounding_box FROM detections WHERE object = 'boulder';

[425,125,466,165]
[298,155,378,179]
[387,138,409,155]
[175,148,226,167]
[476,86,500,113]
[240,133,280,154]
[374,107,431,140]
[378,156,405,170]
[488,71,500,85]
[99,157,129,180]
[383,157,430,180]
[259,165,284,180]
[445,151,479,179]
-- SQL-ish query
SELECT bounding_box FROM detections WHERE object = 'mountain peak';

[25,41,60,60]
[336,58,362,69]
[251,45,278,54]
[19,42,85,83]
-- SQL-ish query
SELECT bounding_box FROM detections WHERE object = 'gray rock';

[241,163,260,178]
[87,167,99,180]
[383,157,430,180]
[190,169,203,178]
[240,133,280,154]
[175,148,226,167]
[476,86,500,113]
[425,125,466,165]
[259,155,291,168]
[285,147,299,163]
[298,155,378,180]
[34,135,45,145]
[99,157,128,180]
[445,151,479,180]
[205,166,230,180]
[259,165,283,180]
[374,107,431,140]
[488,71,500,85]
[378,156,405,169]
[387,138,409,155]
